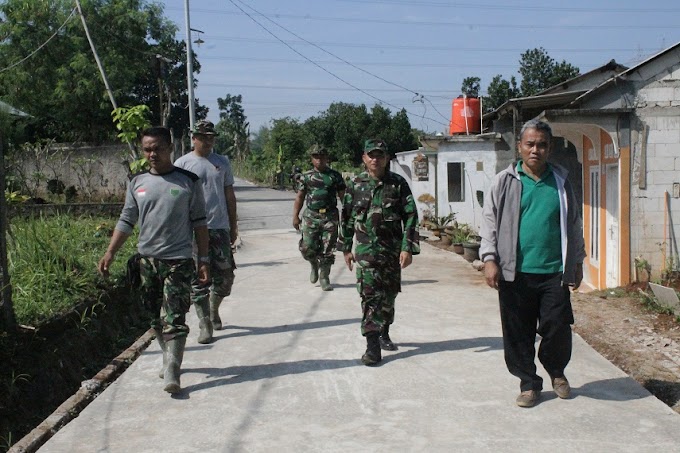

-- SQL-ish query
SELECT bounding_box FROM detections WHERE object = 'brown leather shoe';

[516,390,540,408]
[552,376,571,399]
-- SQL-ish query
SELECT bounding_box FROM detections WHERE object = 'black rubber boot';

[379,324,398,351]
[361,332,382,366]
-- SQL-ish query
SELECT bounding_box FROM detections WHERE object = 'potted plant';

[450,229,469,254]
[449,223,473,254]
[430,213,455,238]
[417,193,436,230]
[462,237,481,262]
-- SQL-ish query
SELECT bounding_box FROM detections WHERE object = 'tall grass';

[7,214,138,326]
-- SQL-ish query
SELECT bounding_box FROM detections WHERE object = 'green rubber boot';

[209,294,223,331]
[309,259,319,284]
[155,328,167,379]
[319,263,333,291]
[163,336,186,394]
[194,299,213,344]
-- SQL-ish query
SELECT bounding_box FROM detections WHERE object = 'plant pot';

[440,233,452,246]
[452,243,464,254]
[431,228,443,238]
[462,241,481,262]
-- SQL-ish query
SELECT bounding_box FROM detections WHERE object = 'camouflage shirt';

[300,168,346,211]
[340,171,420,266]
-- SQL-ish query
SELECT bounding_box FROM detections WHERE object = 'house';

[390,134,511,234]
[395,41,680,290]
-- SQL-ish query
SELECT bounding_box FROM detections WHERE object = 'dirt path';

[572,289,680,412]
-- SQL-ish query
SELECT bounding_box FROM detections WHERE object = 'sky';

[159,0,680,135]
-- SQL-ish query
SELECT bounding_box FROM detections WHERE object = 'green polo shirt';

[516,161,563,273]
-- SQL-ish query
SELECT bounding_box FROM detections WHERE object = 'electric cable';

[0,8,77,74]
[228,0,448,127]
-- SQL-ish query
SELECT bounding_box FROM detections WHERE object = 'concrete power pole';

[184,0,196,132]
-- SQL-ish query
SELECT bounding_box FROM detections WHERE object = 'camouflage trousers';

[299,208,339,265]
[356,262,402,336]
[192,228,236,305]
[139,256,193,339]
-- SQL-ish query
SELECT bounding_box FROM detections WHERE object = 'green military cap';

[363,139,388,153]
[192,120,218,136]
[308,144,329,155]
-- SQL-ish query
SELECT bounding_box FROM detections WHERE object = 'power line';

[334,0,680,13]
[200,54,611,70]
[200,82,457,94]
[170,8,680,30]
[228,0,448,127]
[0,8,77,74]
[193,34,659,54]
[233,0,450,122]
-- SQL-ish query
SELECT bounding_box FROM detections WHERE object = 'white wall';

[628,64,680,278]
[392,139,513,234]
[12,144,130,201]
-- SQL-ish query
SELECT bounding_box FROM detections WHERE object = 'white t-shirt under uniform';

[174,151,235,230]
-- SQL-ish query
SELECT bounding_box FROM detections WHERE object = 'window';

[447,162,464,202]
[590,168,600,263]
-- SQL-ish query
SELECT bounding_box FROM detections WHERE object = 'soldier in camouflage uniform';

[340,139,420,365]
[293,144,346,291]
[98,126,210,394]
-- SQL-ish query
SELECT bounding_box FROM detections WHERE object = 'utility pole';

[74,0,117,110]
[184,0,196,131]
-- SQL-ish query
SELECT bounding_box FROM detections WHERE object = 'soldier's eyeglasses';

[367,151,386,159]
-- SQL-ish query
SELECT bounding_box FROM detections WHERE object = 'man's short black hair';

[141,126,172,146]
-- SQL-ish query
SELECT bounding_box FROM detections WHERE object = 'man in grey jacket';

[480,119,586,408]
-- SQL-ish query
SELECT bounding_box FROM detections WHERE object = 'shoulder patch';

[130,169,150,180]
[173,167,200,182]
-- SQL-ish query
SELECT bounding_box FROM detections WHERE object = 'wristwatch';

[198,256,210,264]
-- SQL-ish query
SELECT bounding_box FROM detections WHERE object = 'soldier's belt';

[307,207,334,213]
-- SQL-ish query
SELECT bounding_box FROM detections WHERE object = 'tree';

[312,102,370,165]
[0,0,202,143]
[461,76,481,98]
[484,75,520,113]
[519,47,579,96]
[386,109,418,154]
[215,94,249,162]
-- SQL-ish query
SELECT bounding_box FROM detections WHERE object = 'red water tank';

[449,96,481,135]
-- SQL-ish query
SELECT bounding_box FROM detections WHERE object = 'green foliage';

[450,223,475,244]
[4,190,29,204]
[434,213,456,228]
[215,94,250,162]
[461,76,481,97]
[484,74,521,113]
[112,105,151,148]
[0,0,200,142]
[249,102,418,176]
[7,215,138,326]
[518,47,580,96]
[472,48,578,113]
[128,157,150,174]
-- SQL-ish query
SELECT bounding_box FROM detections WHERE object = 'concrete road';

[38,179,680,452]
